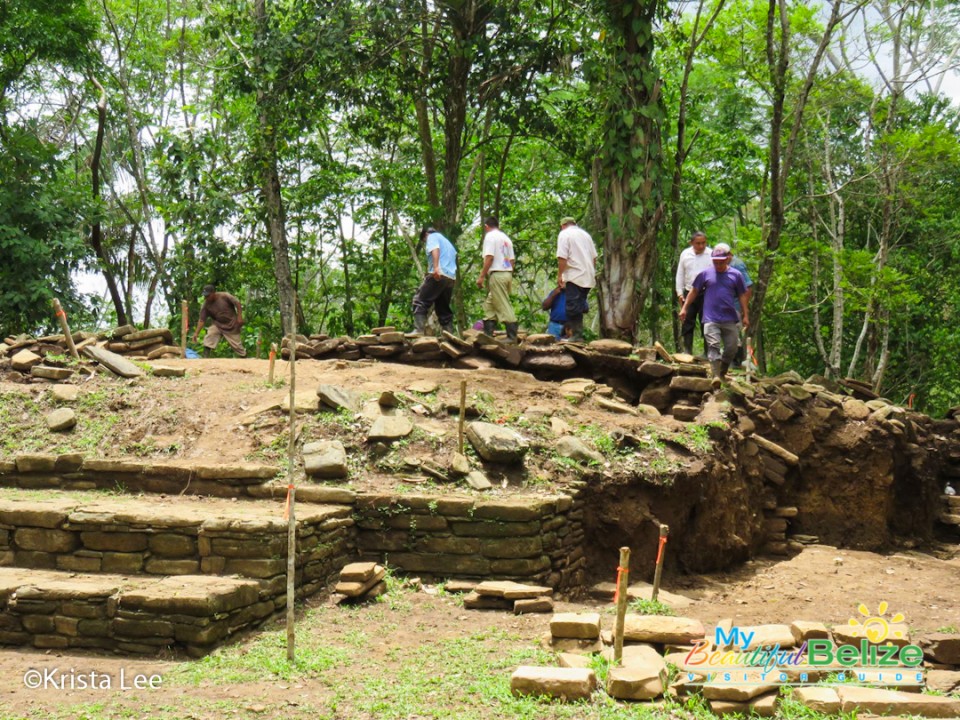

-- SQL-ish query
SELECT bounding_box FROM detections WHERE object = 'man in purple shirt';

[678,247,749,388]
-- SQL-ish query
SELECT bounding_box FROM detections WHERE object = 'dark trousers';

[412,275,455,326]
[565,282,590,324]
[680,292,705,353]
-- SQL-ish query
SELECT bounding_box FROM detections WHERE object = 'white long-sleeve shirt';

[675,245,714,296]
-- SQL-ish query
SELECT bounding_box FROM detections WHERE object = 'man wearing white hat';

[678,246,749,388]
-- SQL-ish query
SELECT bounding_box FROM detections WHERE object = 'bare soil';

[0,358,957,719]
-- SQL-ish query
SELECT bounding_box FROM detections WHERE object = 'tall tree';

[591,0,666,341]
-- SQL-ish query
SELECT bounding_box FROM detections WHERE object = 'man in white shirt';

[476,215,518,342]
[556,216,597,342]
[675,231,713,354]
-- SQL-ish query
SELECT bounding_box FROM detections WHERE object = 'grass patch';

[627,598,675,616]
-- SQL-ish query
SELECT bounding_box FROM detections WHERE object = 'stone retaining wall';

[352,492,585,589]
[0,495,356,606]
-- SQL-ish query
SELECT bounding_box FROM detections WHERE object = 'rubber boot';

[483,319,497,336]
[682,333,694,355]
[412,313,427,336]
[719,361,730,383]
[203,347,212,359]
[504,322,519,344]
[440,321,455,336]
[710,360,722,389]
[563,318,584,343]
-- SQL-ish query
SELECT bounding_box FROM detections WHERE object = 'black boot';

[682,333,694,355]
[504,322,519,344]
[411,313,427,336]
[203,347,212,359]
[710,361,722,390]
[441,321,455,336]
[563,318,583,343]
[483,319,497,335]
[719,361,730,382]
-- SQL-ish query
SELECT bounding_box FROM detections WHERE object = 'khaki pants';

[203,325,247,357]
[483,272,516,323]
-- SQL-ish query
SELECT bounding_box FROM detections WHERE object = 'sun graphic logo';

[847,602,906,643]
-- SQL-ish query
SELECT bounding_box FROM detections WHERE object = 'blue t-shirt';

[730,257,753,287]
[547,291,567,323]
[426,232,457,279]
[692,267,747,324]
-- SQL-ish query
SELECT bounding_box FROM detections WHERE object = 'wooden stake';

[180,300,189,358]
[286,295,298,662]
[256,330,262,360]
[52,299,80,360]
[651,524,670,602]
[745,337,754,384]
[613,546,630,665]
[268,343,277,384]
[458,380,467,454]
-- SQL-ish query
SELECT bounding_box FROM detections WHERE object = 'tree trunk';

[593,0,665,341]
[254,0,296,335]
[88,77,128,326]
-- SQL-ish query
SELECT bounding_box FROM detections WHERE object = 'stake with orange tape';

[651,524,670,603]
[52,299,79,360]
[268,343,277,384]
[613,546,630,664]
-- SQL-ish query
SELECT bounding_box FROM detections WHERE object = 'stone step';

[0,488,354,596]
[0,455,281,500]
[0,567,269,656]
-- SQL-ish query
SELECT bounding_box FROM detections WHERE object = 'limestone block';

[510,666,596,701]
[793,686,841,713]
[465,422,529,464]
[605,664,665,701]
[622,614,705,644]
[551,612,601,640]
[837,685,960,717]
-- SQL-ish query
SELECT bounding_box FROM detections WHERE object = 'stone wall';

[352,492,585,590]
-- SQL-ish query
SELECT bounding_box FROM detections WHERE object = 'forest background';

[3,0,960,414]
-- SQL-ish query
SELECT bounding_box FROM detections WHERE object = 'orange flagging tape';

[613,565,629,604]
[656,535,668,565]
[269,350,276,360]
[748,344,758,367]
[283,483,295,519]
[55,309,66,320]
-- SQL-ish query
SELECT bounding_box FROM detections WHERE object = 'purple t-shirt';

[692,267,746,324]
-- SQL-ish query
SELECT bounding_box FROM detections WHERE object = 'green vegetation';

[627,598,675,617]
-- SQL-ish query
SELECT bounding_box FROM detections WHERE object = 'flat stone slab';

[551,612,601,640]
[739,623,796,650]
[793,686,841,714]
[832,622,911,647]
[606,664,665,700]
[466,422,529,464]
[31,365,74,380]
[623,614,705,644]
[919,632,960,665]
[639,361,674,378]
[11,349,42,372]
[316,384,360,413]
[46,408,77,432]
[465,471,493,490]
[511,666,596,701]
[303,440,348,479]
[555,436,603,465]
[670,375,714,393]
[587,338,633,356]
[837,685,960,717]
[282,391,321,413]
[474,580,552,599]
[50,385,79,402]
[702,669,778,701]
[83,345,146,378]
[151,365,186,377]
[368,415,414,442]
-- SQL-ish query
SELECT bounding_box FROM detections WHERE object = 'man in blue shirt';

[542,285,588,339]
[679,247,749,388]
[411,226,457,335]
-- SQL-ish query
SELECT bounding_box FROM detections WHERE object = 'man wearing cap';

[193,285,246,358]
[715,242,753,366]
[675,231,714,354]
[679,247,748,388]
[556,216,597,342]
[411,225,457,336]
[477,215,519,343]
